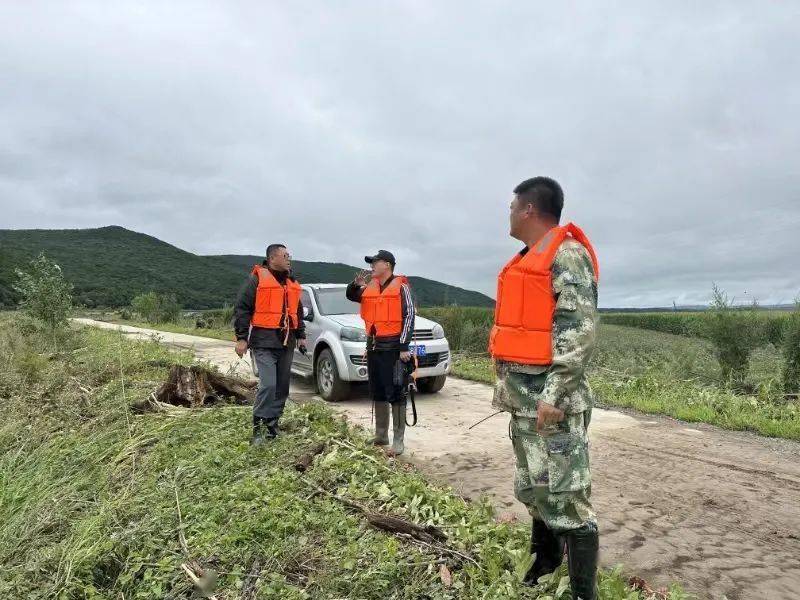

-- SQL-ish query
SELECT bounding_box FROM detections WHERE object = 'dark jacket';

[234,264,306,350]
[346,275,415,351]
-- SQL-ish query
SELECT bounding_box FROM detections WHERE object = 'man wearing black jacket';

[346,250,415,455]
[234,243,306,445]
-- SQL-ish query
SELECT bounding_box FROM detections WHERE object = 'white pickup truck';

[290,283,451,401]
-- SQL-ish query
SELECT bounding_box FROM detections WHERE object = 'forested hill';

[0,227,494,309]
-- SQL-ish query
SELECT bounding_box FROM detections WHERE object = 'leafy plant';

[705,284,765,387]
[12,253,73,334]
[131,291,181,324]
[781,303,800,395]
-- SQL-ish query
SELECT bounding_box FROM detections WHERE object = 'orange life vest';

[489,223,599,365]
[359,275,408,337]
[250,265,302,330]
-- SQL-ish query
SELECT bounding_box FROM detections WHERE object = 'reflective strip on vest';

[489,223,598,365]
[250,266,302,330]
[359,276,408,337]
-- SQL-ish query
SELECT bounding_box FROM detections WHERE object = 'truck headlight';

[432,324,445,339]
[340,327,367,342]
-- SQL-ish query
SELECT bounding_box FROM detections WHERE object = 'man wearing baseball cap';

[346,250,415,455]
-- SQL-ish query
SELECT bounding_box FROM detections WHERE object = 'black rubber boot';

[565,523,599,600]
[250,417,266,446]
[523,519,565,585]
[264,419,279,440]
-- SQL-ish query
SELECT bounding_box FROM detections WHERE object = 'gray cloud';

[1,1,798,307]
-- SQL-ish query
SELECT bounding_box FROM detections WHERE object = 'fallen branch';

[241,558,262,600]
[294,442,327,472]
[628,576,669,599]
[366,513,447,544]
[174,480,189,556]
[299,477,450,547]
[130,393,187,415]
[180,563,220,600]
[468,411,504,430]
[394,532,480,568]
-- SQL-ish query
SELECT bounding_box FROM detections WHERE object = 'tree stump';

[154,365,256,407]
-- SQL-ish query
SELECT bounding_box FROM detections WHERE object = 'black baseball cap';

[365,250,396,266]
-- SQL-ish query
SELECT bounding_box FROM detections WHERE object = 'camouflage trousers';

[510,411,596,532]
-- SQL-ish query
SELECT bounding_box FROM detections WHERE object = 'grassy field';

[0,313,687,599]
[438,321,799,441]
[600,310,791,345]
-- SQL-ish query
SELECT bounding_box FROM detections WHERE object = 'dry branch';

[300,477,453,549]
[294,442,327,472]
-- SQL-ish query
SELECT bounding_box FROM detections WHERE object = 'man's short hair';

[266,243,286,260]
[513,177,564,221]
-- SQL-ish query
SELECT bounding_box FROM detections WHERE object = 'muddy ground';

[75,319,800,600]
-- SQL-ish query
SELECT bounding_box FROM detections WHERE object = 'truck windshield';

[314,288,361,315]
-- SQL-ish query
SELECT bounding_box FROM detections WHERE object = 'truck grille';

[416,351,449,368]
[350,352,449,368]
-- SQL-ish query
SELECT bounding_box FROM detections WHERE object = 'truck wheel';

[315,348,350,402]
[417,375,446,394]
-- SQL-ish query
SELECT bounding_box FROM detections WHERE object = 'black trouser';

[252,343,294,422]
[367,350,408,403]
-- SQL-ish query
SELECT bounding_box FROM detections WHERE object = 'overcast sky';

[1,2,798,307]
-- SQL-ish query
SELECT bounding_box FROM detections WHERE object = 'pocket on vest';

[255,287,278,314]
[496,271,524,326]
[522,275,554,331]
[545,432,590,493]
[374,298,390,323]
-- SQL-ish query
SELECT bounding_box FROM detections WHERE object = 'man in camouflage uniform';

[490,177,599,600]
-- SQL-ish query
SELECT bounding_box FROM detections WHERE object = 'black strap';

[405,381,418,426]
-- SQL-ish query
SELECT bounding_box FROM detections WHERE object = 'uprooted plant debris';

[147,364,256,408]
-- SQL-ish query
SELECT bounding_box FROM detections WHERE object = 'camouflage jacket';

[492,238,598,417]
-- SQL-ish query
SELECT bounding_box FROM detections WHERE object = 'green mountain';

[212,255,359,284]
[212,255,495,308]
[0,226,494,309]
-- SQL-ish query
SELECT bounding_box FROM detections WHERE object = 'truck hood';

[327,313,438,330]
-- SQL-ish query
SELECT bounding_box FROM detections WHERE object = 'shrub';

[198,304,235,329]
[131,291,181,324]
[419,306,493,354]
[764,316,787,347]
[601,310,788,345]
[12,253,73,333]
[782,307,800,395]
[705,285,765,386]
[600,312,703,336]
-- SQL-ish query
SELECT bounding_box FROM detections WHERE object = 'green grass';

[0,314,687,599]
[601,310,791,346]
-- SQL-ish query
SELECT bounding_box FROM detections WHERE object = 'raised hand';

[354,269,371,286]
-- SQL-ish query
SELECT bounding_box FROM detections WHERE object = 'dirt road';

[75,319,800,600]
